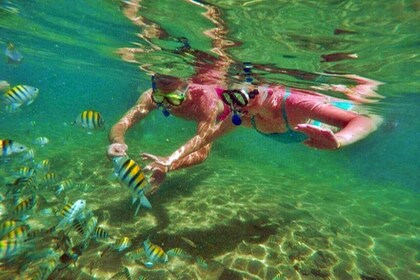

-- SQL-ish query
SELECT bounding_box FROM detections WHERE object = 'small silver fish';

[34,137,49,146]
[21,149,35,162]
[5,42,23,63]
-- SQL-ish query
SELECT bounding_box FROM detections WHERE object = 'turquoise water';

[0,1,419,279]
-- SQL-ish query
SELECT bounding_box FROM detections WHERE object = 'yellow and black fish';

[0,219,18,238]
[112,156,151,216]
[56,199,86,230]
[0,139,27,156]
[93,226,109,239]
[13,195,38,217]
[113,236,132,252]
[143,237,168,267]
[0,239,24,259]
[72,110,105,130]
[3,85,39,109]
[1,225,29,241]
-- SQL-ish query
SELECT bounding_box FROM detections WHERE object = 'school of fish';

[1,38,207,279]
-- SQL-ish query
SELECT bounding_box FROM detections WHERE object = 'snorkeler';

[108,72,382,194]
[108,0,382,194]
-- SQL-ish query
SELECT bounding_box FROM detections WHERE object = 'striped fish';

[113,236,132,251]
[196,255,208,269]
[0,220,18,237]
[167,247,188,258]
[55,179,72,198]
[83,216,98,240]
[42,172,58,185]
[57,199,86,229]
[3,85,39,109]
[0,239,24,259]
[34,136,49,146]
[72,110,105,130]
[112,156,151,216]
[36,159,50,171]
[1,225,29,241]
[13,195,38,217]
[0,139,27,156]
[143,237,168,267]
[93,226,109,239]
[16,166,36,178]
[126,247,144,260]
[21,148,35,162]
[73,219,86,235]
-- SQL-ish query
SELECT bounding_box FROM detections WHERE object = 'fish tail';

[140,195,152,209]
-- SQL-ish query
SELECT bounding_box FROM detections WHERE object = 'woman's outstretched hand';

[141,152,171,166]
[295,124,340,150]
[107,143,128,158]
[143,162,168,195]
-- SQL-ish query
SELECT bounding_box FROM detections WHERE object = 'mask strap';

[151,75,157,92]
[151,75,170,117]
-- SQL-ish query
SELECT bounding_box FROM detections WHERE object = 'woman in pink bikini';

[108,1,382,194]
[107,71,382,193]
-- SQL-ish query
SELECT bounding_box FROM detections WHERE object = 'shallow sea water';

[0,1,419,279]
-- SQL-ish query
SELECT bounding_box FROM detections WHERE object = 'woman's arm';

[291,97,381,149]
[312,74,384,104]
[107,89,155,157]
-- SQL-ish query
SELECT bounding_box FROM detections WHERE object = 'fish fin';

[134,202,141,216]
[140,195,152,209]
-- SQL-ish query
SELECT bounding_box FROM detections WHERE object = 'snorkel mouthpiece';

[162,108,170,117]
[151,74,157,92]
[232,111,242,126]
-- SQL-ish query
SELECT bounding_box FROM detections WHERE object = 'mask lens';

[231,91,248,106]
[151,93,164,104]
[221,92,234,106]
[165,96,183,106]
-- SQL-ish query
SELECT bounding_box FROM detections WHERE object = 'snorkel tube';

[243,62,253,83]
[151,75,170,117]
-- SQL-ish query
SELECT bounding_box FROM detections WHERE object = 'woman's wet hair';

[154,74,187,93]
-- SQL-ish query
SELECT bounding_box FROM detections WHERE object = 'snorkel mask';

[221,89,259,126]
[151,75,187,117]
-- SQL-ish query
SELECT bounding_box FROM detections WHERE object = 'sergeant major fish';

[112,156,151,216]
[72,110,105,131]
[56,199,86,230]
[143,237,168,268]
[2,85,39,110]
[0,139,27,156]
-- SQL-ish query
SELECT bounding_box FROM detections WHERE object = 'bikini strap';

[282,87,291,130]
